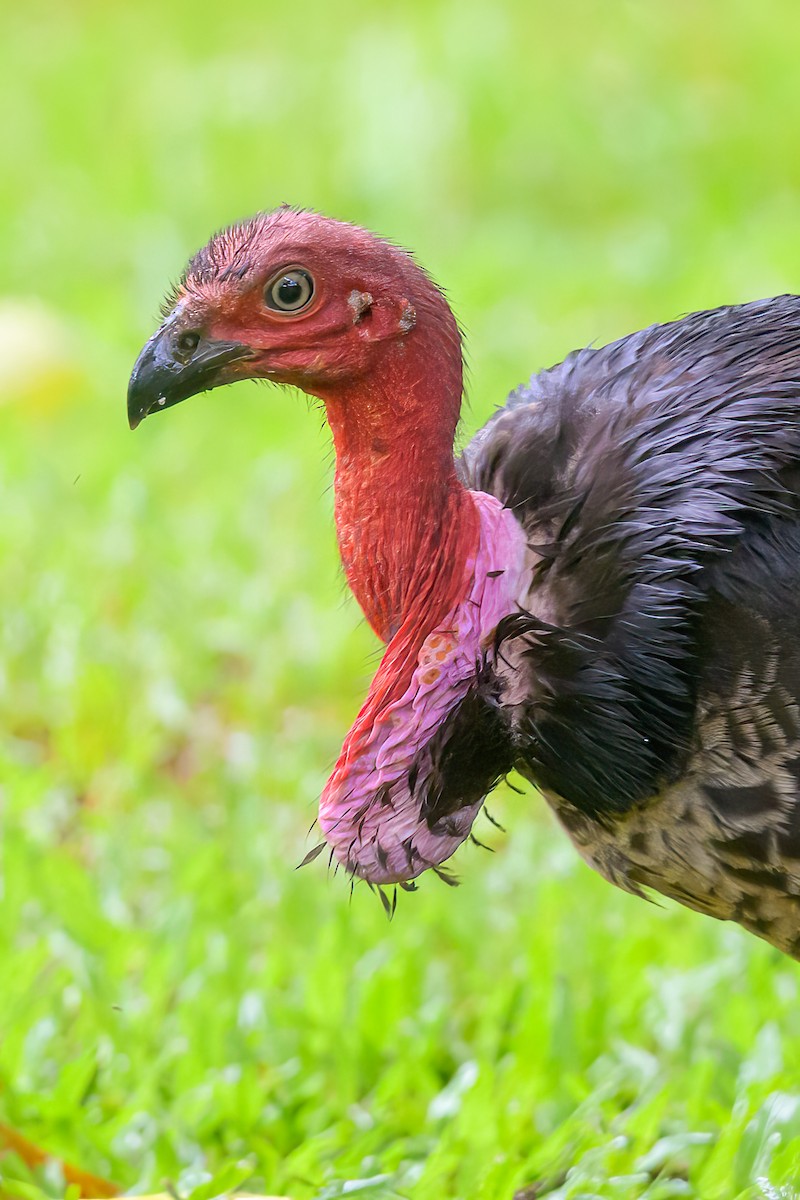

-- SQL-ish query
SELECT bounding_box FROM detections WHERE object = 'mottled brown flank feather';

[458,295,800,955]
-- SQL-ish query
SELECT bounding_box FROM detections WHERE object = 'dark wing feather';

[461,295,800,820]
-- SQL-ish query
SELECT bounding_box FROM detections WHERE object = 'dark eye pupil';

[266,267,314,312]
[277,277,302,304]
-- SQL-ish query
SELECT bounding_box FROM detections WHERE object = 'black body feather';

[456,296,800,953]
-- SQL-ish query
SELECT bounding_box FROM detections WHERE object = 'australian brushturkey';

[129,209,800,956]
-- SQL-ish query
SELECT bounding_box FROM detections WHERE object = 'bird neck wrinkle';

[325,360,473,645]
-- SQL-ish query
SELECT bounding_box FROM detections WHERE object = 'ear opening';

[348,290,374,324]
[398,299,416,334]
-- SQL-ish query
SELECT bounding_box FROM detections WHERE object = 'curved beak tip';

[127,376,162,429]
[126,328,254,431]
[127,393,146,431]
[127,377,159,431]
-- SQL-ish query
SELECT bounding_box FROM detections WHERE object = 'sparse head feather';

[176,206,438,299]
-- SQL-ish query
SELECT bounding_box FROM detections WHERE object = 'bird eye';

[265,268,314,313]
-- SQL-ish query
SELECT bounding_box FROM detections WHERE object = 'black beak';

[127,322,255,430]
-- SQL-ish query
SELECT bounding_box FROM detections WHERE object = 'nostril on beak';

[175,330,201,358]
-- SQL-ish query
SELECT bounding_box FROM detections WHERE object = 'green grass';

[3,1,800,1196]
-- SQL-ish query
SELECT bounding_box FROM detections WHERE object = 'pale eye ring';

[264,267,315,312]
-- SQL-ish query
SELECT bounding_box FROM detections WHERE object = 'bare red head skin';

[128,209,480,655]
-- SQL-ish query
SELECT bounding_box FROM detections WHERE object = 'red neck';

[320,329,478,644]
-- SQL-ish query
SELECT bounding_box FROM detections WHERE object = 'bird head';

[128,208,514,892]
[128,207,461,430]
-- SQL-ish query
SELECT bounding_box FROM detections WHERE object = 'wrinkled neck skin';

[323,339,473,645]
[313,326,529,886]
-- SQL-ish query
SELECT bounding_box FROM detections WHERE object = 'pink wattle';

[318,490,528,883]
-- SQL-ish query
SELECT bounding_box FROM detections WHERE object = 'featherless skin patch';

[318,491,527,883]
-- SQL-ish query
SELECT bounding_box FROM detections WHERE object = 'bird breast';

[318,491,529,884]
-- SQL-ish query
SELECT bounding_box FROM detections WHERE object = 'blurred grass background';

[2,1,800,1197]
